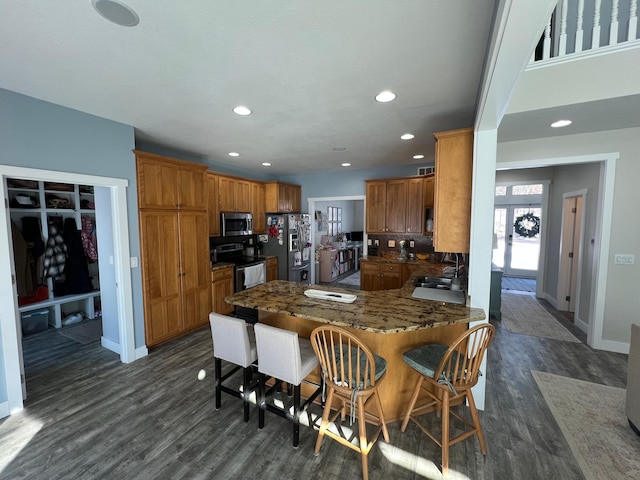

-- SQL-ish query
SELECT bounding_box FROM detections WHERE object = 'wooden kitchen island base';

[259,311,467,422]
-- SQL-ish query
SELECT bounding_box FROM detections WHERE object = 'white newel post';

[559,0,569,55]
[629,0,638,42]
[575,0,585,52]
[592,0,602,48]
[610,0,620,45]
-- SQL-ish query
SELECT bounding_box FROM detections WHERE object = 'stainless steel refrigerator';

[262,213,311,283]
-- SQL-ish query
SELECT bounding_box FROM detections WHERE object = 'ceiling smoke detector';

[92,0,140,27]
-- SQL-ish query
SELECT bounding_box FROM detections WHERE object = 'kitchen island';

[225,273,485,420]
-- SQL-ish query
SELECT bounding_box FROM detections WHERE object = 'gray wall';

[0,89,144,351]
[313,200,364,245]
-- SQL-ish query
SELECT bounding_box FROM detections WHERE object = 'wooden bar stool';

[400,323,495,475]
[209,312,259,422]
[253,323,322,447]
[310,325,389,480]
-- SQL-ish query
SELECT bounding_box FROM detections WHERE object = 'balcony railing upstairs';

[532,0,640,64]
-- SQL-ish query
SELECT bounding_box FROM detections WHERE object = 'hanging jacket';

[81,216,98,262]
[43,222,67,278]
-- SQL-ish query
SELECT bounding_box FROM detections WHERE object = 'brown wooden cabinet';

[251,181,266,234]
[433,128,473,253]
[136,151,210,347]
[266,256,278,282]
[207,173,220,236]
[406,177,424,234]
[366,179,407,233]
[219,175,252,213]
[136,151,207,210]
[265,182,302,213]
[366,178,425,234]
[360,261,403,291]
[423,174,435,235]
[211,266,234,315]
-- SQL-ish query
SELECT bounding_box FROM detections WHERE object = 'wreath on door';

[514,212,540,238]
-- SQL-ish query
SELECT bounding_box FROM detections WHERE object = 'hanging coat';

[62,218,93,294]
[81,216,98,262]
[43,222,67,278]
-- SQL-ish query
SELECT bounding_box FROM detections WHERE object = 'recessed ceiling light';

[262,162,271,167]
[413,154,425,160]
[233,106,252,116]
[92,0,139,26]
[551,119,572,128]
[341,163,351,167]
[228,152,240,157]
[375,90,396,103]
[401,133,415,140]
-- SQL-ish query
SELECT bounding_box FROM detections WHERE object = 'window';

[495,186,507,196]
[327,206,342,236]
[512,184,543,195]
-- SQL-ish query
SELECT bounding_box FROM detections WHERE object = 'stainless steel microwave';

[221,212,253,236]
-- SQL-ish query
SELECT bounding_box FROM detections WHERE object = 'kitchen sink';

[414,276,452,289]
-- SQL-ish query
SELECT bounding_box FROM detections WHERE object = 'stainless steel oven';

[221,212,253,237]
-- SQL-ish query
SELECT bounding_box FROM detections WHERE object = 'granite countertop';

[211,262,234,272]
[225,265,485,334]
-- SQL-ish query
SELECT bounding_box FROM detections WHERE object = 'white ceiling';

[0,1,496,176]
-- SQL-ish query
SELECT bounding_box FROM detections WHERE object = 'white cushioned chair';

[253,323,322,447]
[209,312,258,422]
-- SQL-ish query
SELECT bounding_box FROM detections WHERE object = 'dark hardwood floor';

[0,293,628,479]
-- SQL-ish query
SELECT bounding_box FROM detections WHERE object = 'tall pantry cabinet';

[135,151,211,347]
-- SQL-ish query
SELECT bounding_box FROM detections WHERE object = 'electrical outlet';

[614,254,635,265]
[388,240,396,248]
[409,240,415,248]
[367,238,372,246]
[374,239,379,246]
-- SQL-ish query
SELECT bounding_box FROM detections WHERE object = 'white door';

[493,205,542,278]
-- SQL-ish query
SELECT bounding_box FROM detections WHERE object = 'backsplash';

[366,234,435,257]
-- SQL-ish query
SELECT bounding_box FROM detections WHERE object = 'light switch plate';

[367,238,372,246]
[409,240,415,248]
[614,254,635,265]
[130,256,139,268]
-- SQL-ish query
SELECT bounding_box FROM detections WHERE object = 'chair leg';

[357,395,370,480]
[293,384,301,447]
[215,358,222,410]
[466,391,488,455]
[401,375,424,432]
[373,390,390,443]
[315,387,334,455]
[441,392,450,475]
[258,372,266,430]
[242,366,252,423]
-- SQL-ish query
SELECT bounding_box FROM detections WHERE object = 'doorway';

[493,204,542,278]
[0,165,137,417]
[557,190,586,315]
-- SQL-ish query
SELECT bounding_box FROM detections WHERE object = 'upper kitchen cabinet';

[423,174,435,235]
[366,178,425,234]
[219,175,252,213]
[251,181,266,233]
[207,173,220,236]
[135,151,207,211]
[433,128,473,253]
[265,182,302,213]
[405,177,424,235]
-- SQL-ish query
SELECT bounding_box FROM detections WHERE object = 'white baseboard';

[597,339,630,354]
[541,292,558,309]
[101,336,120,355]
[574,316,588,334]
[0,400,10,419]
[135,346,148,360]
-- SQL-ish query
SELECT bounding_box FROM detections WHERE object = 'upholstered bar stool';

[310,325,389,480]
[209,312,259,422]
[253,323,322,447]
[400,323,495,475]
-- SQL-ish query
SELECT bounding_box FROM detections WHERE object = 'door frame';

[557,189,588,330]
[1,166,137,416]
[497,153,617,350]
[307,195,366,285]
